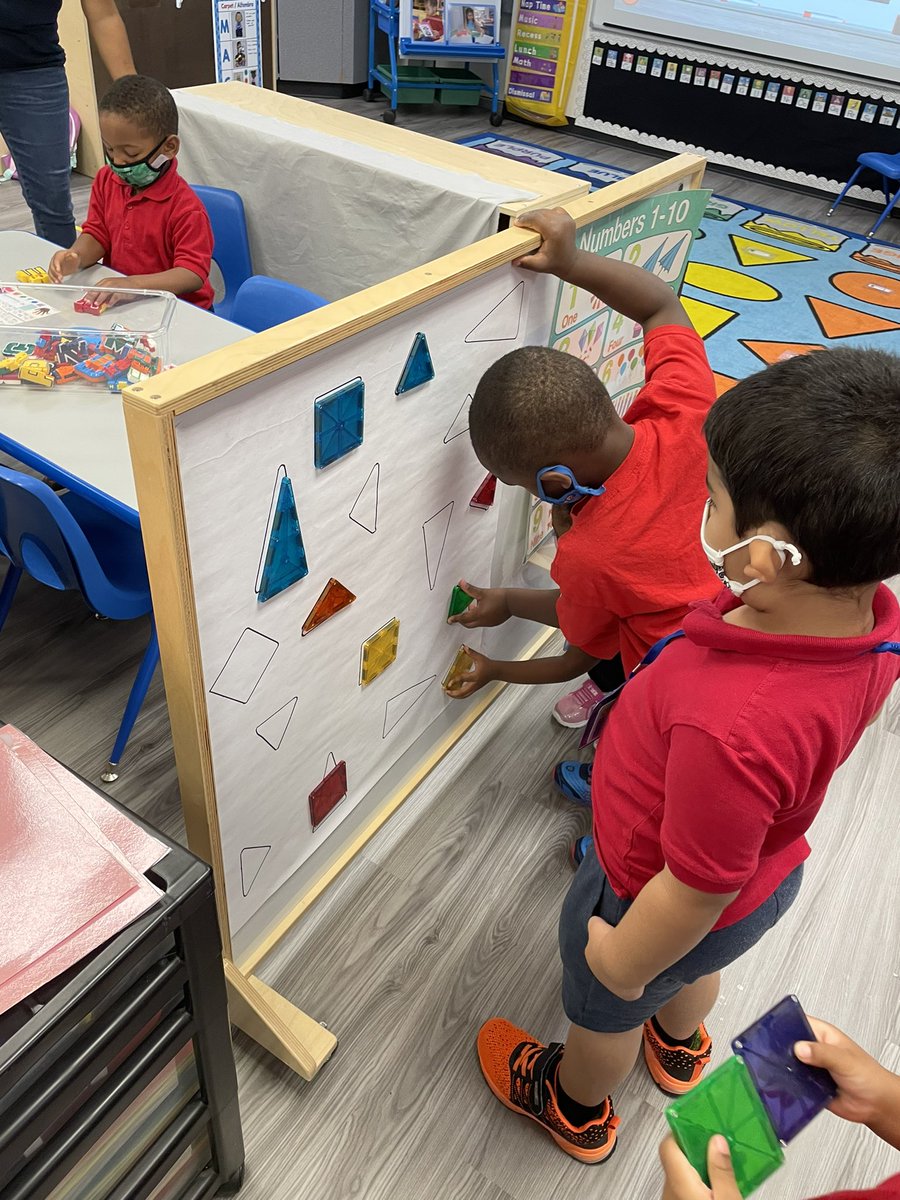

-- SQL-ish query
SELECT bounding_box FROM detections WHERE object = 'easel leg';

[224,959,338,1081]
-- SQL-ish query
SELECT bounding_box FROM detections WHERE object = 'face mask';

[106,137,169,188]
[535,464,605,507]
[700,498,802,596]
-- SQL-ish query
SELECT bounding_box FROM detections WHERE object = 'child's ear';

[164,134,180,158]
[744,538,784,586]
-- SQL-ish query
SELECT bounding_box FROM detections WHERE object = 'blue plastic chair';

[230,274,328,333]
[829,151,900,237]
[0,467,158,782]
[192,185,253,320]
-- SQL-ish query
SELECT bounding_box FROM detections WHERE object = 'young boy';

[48,75,214,309]
[477,346,900,1164]
[447,208,720,775]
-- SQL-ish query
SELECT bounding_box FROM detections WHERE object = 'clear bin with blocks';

[0,282,175,393]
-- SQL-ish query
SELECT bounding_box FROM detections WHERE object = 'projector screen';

[591,0,900,88]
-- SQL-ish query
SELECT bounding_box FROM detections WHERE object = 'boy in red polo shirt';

[447,208,719,801]
[476,345,900,1166]
[48,74,213,309]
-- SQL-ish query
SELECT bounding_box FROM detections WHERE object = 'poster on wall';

[399,0,502,47]
[506,0,588,126]
[212,0,262,86]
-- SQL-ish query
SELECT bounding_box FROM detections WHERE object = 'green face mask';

[106,137,169,188]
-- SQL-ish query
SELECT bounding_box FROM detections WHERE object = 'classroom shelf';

[0,765,244,1200]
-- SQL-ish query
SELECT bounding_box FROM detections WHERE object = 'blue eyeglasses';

[535,464,606,506]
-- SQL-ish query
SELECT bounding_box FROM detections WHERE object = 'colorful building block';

[18,359,55,388]
[16,266,51,284]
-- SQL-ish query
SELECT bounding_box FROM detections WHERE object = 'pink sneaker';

[552,678,604,728]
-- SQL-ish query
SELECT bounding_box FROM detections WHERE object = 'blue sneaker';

[553,760,592,806]
[570,835,593,869]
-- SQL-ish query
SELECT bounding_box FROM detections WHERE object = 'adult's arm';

[81,0,136,79]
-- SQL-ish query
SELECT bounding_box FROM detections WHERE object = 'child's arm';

[48,234,106,282]
[514,207,691,333]
[448,581,562,630]
[444,643,597,699]
[86,268,204,299]
[585,866,737,999]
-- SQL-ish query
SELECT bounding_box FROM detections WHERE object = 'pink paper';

[0,735,164,1015]
[1,726,167,873]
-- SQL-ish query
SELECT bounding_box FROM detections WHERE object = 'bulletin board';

[122,153,705,1082]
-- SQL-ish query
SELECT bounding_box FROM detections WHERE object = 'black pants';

[588,654,626,693]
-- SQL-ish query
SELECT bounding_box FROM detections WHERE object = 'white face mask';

[700,498,802,596]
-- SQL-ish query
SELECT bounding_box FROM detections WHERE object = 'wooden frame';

[123,153,705,1081]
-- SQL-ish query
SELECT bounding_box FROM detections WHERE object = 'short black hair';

[99,75,178,142]
[705,347,900,588]
[470,346,617,477]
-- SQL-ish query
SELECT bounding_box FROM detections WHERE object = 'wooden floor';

[1,109,898,1200]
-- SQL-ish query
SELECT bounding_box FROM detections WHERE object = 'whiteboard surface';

[176,266,539,936]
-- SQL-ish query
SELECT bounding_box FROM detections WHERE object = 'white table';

[0,231,249,527]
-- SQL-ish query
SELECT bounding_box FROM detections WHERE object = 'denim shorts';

[559,841,803,1033]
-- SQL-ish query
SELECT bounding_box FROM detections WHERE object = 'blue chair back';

[192,185,253,320]
[0,468,150,621]
[230,274,328,333]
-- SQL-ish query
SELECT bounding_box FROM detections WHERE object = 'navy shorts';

[559,842,803,1033]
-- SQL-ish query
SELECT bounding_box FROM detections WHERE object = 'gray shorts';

[559,841,803,1033]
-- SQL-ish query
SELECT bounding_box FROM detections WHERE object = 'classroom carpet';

[457,134,900,392]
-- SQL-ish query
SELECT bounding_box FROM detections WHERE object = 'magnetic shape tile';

[302,577,356,636]
[240,845,271,896]
[443,395,471,443]
[382,675,436,737]
[469,473,496,509]
[422,501,454,590]
[314,377,365,468]
[255,697,298,750]
[359,617,400,687]
[309,760,348,829]
[448,584,473,619]
[395,331,434,395]
[258,475,308,602]
[666,1056,784,1197]
[349,462,380,533]
[732,995,837,1143]
[210,628,278,703]
[442,645,476,692]
[464,280,524,343]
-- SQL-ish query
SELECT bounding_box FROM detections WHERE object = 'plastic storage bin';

[434,67,483,105]
[374,63,438,103]
[0,282,175,394]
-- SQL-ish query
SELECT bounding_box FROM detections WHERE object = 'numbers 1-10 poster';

[212,0,262,86]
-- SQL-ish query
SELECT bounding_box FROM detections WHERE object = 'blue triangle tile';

[258,475,308,602]
[314,377,365,469]
[395,332,435,395]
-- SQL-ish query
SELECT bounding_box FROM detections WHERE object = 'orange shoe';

[476,1017,619,1164]
[642,1019,712,1095]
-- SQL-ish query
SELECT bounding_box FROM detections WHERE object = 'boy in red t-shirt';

[476,346,900,1164]
[659,1016,900,1200]
[446,207,719,800]
[48,74,213,309]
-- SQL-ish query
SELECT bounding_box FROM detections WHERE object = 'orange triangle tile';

[301,577,356,636]
[739,340,825,366]
[806,296,900,339]
[712,372,738,396]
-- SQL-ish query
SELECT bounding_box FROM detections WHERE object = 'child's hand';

[447,581,511,628]
[444,646,496,699]
[48,249,80,283]
[79,280,131,309]
[659,1135,741,1200]
[584,916,644,1000]
[796,1018,897,1127]
[512,207,579,278]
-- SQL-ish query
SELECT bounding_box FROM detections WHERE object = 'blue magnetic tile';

[314,377,365,469]
[258,475,308,602]
[395,332,435,395]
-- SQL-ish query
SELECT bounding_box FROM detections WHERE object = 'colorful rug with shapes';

[458,134,900,393]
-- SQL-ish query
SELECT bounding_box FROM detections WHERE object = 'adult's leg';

[655,971,721,1040]
[0,67,75,246]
